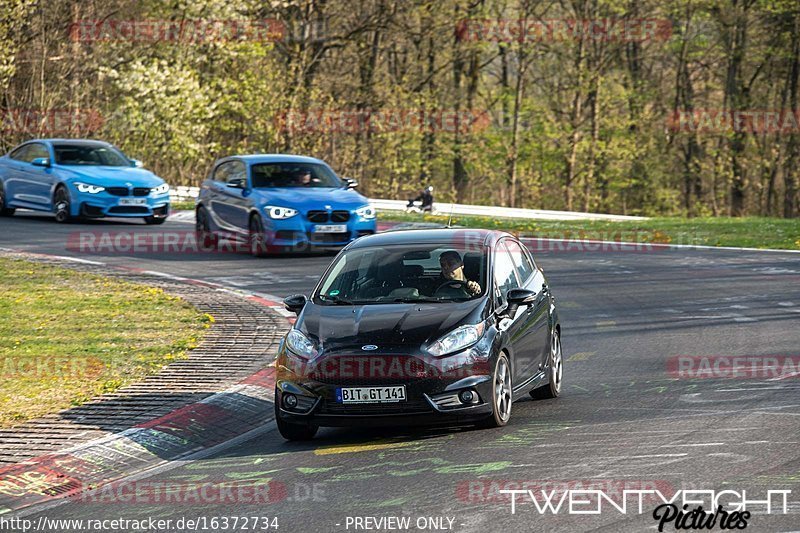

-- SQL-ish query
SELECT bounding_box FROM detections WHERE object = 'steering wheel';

[434,280,469,296]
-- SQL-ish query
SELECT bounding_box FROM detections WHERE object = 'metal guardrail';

[370,199,647,221]
[170,186,647,221]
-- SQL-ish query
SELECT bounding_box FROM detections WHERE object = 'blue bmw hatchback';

[0,139,170,224]
[196,155,377,255]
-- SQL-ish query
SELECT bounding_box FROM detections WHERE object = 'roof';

[226,154,327,165]
[348,228,507,249]
[22,139,112,146]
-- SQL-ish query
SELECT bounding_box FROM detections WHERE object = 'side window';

[228,161,247,185]
[9,144,31,162]
[213,162,233,183]
[27,143,49,161]
[505,240,535,284]
[493,243,519,304]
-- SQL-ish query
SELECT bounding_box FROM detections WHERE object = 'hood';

[299,298,488,354]
[252,187,367,209]
[58,166,165,188]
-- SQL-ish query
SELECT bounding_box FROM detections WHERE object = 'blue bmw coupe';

[196,154,377,255]
[0,139,170,224]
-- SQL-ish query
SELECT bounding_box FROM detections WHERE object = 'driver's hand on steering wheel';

[466,281,481,295]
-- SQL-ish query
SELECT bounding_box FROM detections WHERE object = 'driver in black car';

[438,250,482,296]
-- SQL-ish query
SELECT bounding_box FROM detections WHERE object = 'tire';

[53,186,72,223]
[249,214,269,257]
[274,396,318,441]
[195,206,217,248]
[530,328,563,400]
[478,353,513,428]
[144,216,167,225]
[0,184,14,216]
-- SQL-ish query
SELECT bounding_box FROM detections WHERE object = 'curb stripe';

[0,249,286,516]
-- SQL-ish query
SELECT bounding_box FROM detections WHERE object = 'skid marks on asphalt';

[492,421,576,448]
[565,351,595,362]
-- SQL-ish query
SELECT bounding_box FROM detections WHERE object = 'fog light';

[283,393,298,408]
[458,390,474,404]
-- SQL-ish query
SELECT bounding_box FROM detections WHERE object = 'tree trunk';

[784,19,800,218]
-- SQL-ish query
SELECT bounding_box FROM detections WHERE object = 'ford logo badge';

[361,345,378,351]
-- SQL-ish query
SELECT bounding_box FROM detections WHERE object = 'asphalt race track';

[2,211,800,532]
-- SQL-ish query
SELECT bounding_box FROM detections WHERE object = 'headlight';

[151,183,170,195]
[427,322,485,356]
[355,204,376,219]
[265,205,298,220]
[75,182,105,194]
[286,329,318,359]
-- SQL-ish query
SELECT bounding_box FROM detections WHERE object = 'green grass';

[380,212,800,250]
[171,200,195,211]
[0,258,212,427]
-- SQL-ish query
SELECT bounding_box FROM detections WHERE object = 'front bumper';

[260,212,377,249]
[71,188,170,219]
[274,344,494,427]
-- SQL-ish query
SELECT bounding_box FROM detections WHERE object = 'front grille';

[133,187,150,197]
[307,210,328,223]
[331,210,350,222]
[317,398,432,415]
[308,232,349,244]
[108,206,149,214]
[308,355,440,386]
[106,187,129,197]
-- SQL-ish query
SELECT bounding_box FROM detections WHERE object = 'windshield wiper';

[391,297,442,303]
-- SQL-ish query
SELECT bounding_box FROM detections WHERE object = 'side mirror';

[31,157,50,167]
[283,294,307,314]
[228,178,246,189]
[343,178,358,189]
[503,288,537,317]
[130,159,144,168]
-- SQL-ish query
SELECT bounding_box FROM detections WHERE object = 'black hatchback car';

[274,229,562,440]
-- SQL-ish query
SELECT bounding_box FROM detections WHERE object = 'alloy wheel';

[550,330,562,394]
[495,355,512,422]
[54,187,70,223]
[249,216,267,257]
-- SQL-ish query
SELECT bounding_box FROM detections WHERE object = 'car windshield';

[314,244,488,305]
[53,144,131,166]
[251,162,342,188]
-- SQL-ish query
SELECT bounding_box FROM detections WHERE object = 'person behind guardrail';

[406,185,434,213]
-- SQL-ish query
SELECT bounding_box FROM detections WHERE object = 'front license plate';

[314,224,347,233]
[119,198,148,206]
[336,386,406,404]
